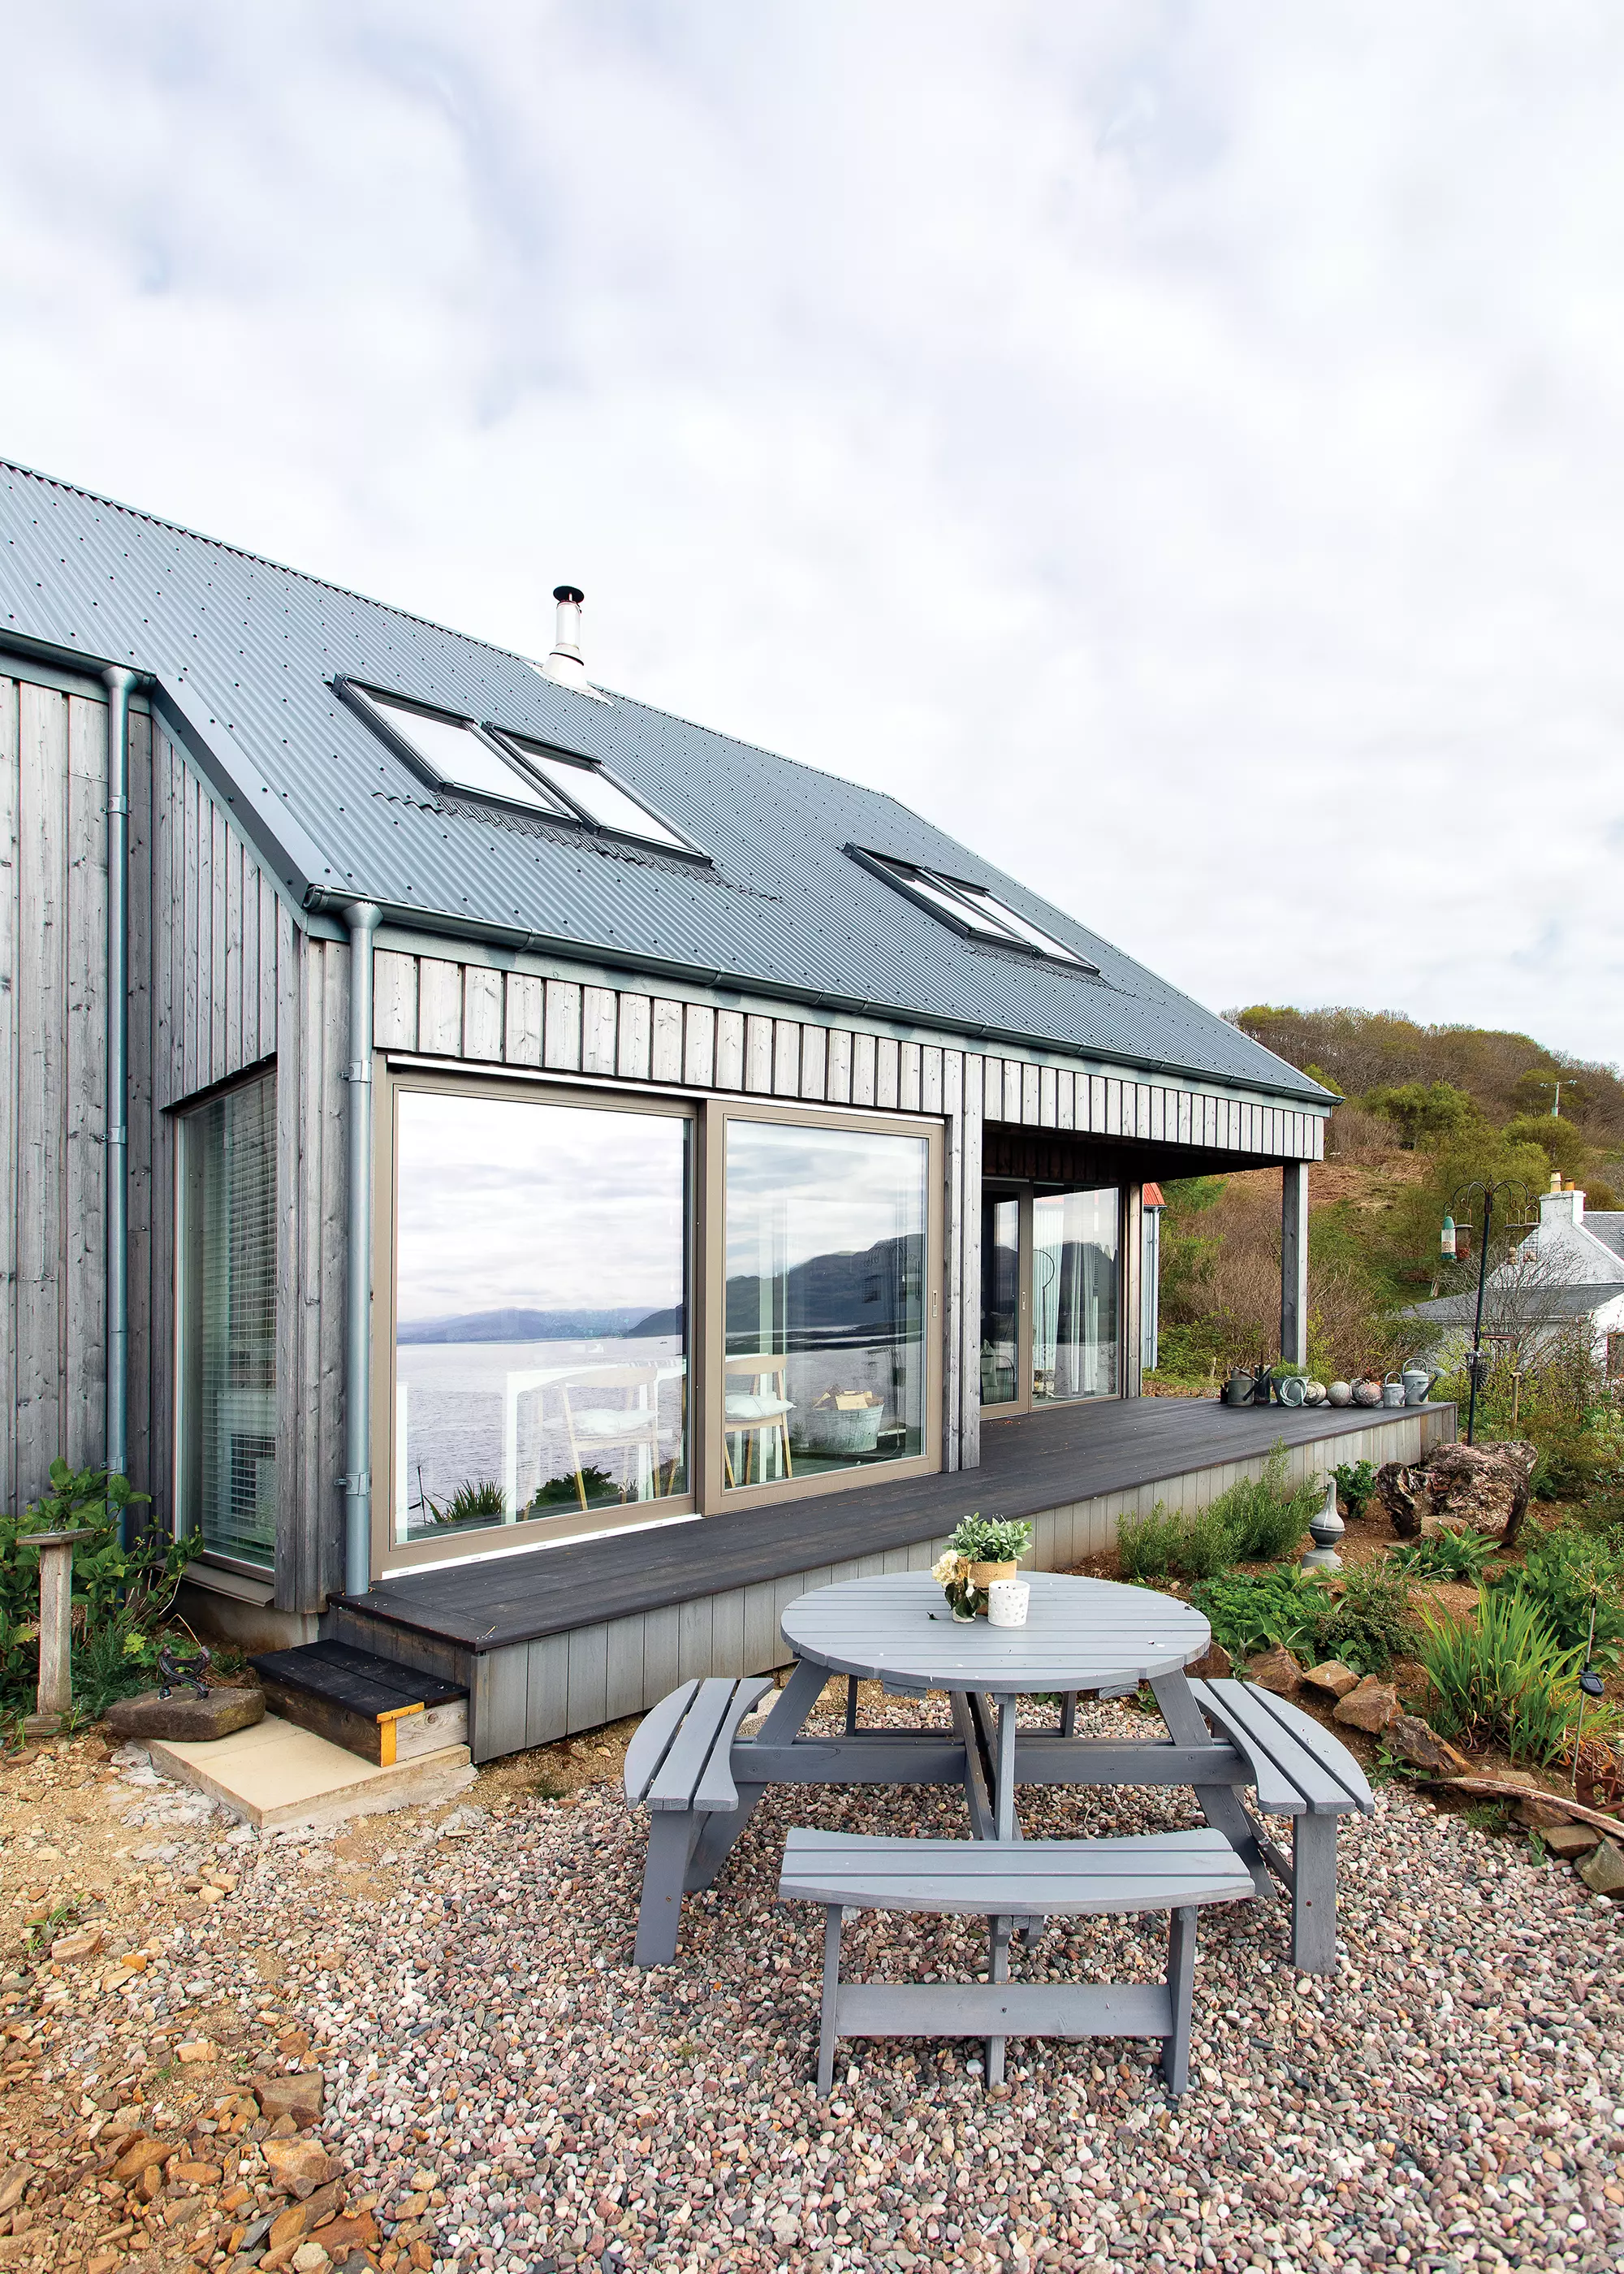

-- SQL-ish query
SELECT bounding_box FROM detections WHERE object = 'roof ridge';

[0,455,542,669]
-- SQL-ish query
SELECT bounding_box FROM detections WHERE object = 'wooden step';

[248,1641,468,1766]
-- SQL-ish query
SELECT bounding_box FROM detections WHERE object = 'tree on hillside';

[1364,1079,1482,1150]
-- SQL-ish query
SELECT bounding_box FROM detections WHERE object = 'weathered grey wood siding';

[370,945,1328,1468]
[1,670,294,1541]
[338,1405,1451,1760]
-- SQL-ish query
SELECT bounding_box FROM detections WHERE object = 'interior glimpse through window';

[1032,1186,1120,1401]
[393,1092,689,1542]
[178,1074,278,1567]
[723,1119,927,1488]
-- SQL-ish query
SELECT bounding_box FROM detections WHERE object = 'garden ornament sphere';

[1327,1379,1352,1407]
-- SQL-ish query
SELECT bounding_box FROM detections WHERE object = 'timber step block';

[249,1641,468,1766]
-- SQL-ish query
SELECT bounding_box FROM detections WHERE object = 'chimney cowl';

[542,585,592,690]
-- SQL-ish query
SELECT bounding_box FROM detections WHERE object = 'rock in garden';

[50,1926,104,1961]
[1186,1639,1232,1680]
[1332,1676,1400,1733]
[1423,1441,1536,1543]
[1541,1822,1602,1860]
[1246,1647,1302,1695]
[1577,1839,1624,1897]
[1299,1660,1360,1700]
[1386,1714,1468,1774]
[257,2071,325,2125]
[111,2136,178,2182]
[1375,1462,1429,1537]
[263,2138,341,2198]
[106,1687,265,1742]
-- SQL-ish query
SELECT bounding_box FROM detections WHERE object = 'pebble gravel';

[28,1689,1624,2274]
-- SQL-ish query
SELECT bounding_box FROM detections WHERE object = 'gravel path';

[23,1689,1624,2274]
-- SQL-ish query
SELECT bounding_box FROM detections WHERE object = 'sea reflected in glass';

[724,1119,927,1486]
[394,1093,688,1541]
[1032,1185,1119,1400]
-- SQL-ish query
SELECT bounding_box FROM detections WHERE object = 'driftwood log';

[1373,1440,1536,1547]
[1415,1775,1624,1841]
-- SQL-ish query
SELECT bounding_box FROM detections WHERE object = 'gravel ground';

[13,1685,1624,2274]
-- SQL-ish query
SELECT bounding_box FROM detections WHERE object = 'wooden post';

[1281,1163,1309,1369]
[24,1528,94,1737]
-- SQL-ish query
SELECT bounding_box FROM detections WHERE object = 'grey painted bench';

[1186,1678,1375,1973]
[622,1675,774,1965]
[780,1826,1255,2095]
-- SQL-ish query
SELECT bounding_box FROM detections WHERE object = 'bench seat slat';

[1226,1682,1375,1814]
[692,1676,775,1812]
[780,1827,1254,1917]
[648,1678,743,1810]
[1194,1679,1368,1814]
[1186,1681,1304,1814]
[623,1679,699,1808]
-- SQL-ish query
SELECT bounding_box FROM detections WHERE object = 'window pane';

[724,1119,927,1486]
[1032,1186,1119,1401]
[362,692,566,811]
[508,744,686,847]
[979,1193,1020,1406]
[179,1076,277,1566]
[953,885,1086,964]
[892,865,1014,940]
[394,1093,689,1541]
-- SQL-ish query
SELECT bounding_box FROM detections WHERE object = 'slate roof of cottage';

[0,460,1328,1101]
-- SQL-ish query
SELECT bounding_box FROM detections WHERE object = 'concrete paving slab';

[146,1711,477,1831]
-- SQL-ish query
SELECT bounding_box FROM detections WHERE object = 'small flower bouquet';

[931,1514,1033,1621]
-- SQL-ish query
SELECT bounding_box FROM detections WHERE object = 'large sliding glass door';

[979,1182,1121,1414]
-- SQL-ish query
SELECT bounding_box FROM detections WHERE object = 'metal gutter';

[341,902,382,1594]
[309,889,1332,1111]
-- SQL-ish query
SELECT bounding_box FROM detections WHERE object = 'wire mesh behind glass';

[179,1074,278,1566]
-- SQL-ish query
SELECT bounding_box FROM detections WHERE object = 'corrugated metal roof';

[0,460,1328,1102]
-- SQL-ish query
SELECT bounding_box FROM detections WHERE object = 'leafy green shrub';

[1419,1589,1616,1765]
[1189,1567,1332,1662]
[1311,1563,1415,1675]
[1207,1446,1318,1563]
[0,1462,194,1718]
[1117,1504,1182,1583]
[1531,1427,1606,1504]
[1388,1531,1497,1582]
[1331,1459,1379,1520]
[946,1515,1034,1564]
[1493,1524,1624,1667]
[530,1467,615,1509]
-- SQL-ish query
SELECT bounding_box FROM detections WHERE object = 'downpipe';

[102,665,138,1540]
[342,901,382,1595]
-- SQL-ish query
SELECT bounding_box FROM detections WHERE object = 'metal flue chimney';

[542,584,588,688]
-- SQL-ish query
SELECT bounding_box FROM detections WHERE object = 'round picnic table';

[780,1570,1212,1842]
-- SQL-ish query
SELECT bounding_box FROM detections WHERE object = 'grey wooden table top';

[780,1571,1210,1695]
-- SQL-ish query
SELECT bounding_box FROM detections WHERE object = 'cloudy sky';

[4,3,1622,1062]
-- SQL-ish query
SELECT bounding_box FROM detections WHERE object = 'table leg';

[951,1693,996,1840]
[1149,1672,1273,1900]
[994,1698,1017,1842]
[986,1913,1010,2089]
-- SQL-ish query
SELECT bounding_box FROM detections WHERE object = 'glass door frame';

[979,1178,1126,1420]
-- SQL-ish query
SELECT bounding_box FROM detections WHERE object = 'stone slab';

[107,1688,266,1742]
[144,1713,476,1831]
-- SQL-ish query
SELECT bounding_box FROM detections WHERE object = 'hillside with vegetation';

[1151,1002,1624,1510]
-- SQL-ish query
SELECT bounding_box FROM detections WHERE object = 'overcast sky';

[5,4,1622,1064]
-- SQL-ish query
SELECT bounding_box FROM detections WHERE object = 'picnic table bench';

[780,1825,1255,2094]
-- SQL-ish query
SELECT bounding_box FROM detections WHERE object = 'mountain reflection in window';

[724,1119,927,1486]
[392,1092,689,1541]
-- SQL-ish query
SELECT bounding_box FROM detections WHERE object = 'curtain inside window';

[179,1074,277,1566]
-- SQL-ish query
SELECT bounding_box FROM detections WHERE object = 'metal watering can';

[1401,1361,1440,1407]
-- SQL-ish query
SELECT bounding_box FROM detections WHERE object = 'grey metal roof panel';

[1583,1213,1624,1261]
[0,460,1326,1102]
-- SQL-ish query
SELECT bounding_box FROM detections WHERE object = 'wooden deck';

[338,1394,1455,1655]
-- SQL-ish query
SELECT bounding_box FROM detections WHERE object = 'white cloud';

[2,1,1622,1059]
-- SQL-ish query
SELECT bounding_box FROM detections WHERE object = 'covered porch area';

[332,1389,1454,1760]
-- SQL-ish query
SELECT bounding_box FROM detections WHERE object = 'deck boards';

[339,1396,1454,1655]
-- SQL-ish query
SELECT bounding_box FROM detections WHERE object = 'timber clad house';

[0,463,1453,1761]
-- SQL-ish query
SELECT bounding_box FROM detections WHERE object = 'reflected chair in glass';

[723,1353,795,1488]
[559,1365,666,1514]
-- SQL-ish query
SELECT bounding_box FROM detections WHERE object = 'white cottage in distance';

[1415,1174,1624,1381]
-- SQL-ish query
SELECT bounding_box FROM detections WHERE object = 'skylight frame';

[848,846,1099,972]
[339,680,572,817]
[484,727,709,861]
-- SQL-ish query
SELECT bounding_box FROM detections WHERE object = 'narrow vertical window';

[178,1073,278,1566]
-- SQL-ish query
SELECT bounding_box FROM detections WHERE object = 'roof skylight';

[348,686,566,814]
[490,733,689,851]
[853,850,1099,971]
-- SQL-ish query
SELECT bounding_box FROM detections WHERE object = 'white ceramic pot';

[987,1580,1030,1629]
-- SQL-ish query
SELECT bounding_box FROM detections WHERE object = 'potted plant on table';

[931,1515,1034,1621]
